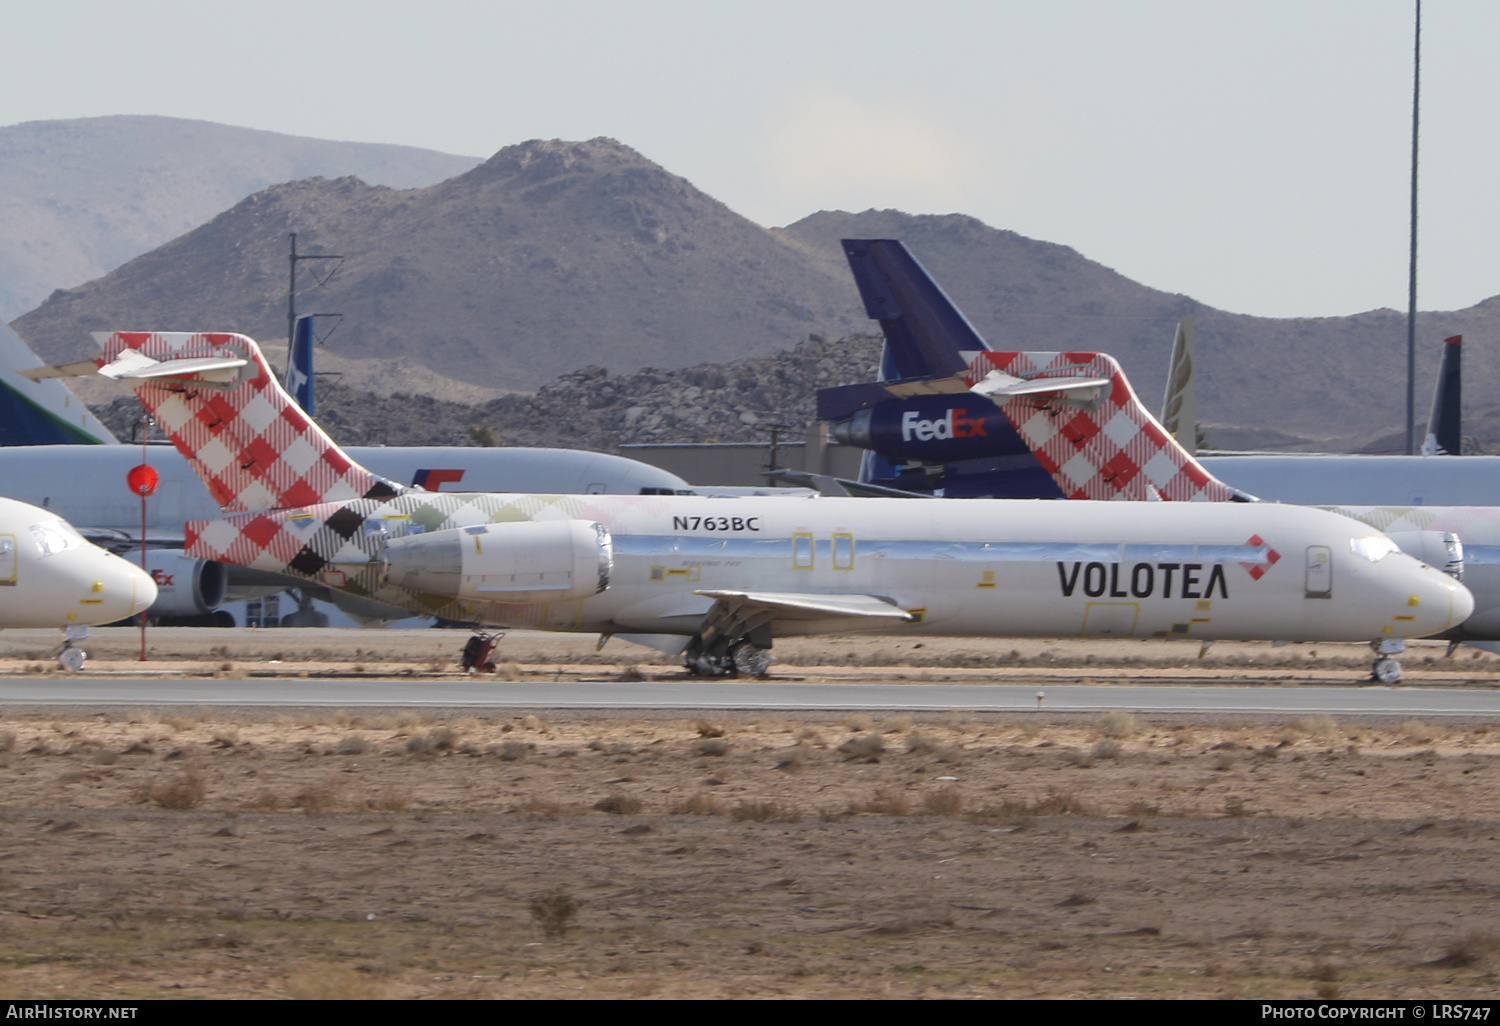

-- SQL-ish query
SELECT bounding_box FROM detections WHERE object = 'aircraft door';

[0,535,13,585]
[1305,546,1332,598]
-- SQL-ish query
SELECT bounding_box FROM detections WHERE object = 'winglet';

[94,331,403,512]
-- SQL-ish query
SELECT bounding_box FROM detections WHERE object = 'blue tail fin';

[0,322,115,445]
[841,239,989,382]
[286,315,315,417]
[1421,334,1461,456]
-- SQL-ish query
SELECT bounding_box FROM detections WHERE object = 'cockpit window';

[30,520,86,558]
[1349,535,1401,563]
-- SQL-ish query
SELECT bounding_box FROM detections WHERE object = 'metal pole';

[1406,0,1421,454]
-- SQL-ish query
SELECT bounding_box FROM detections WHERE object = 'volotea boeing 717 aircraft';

[43,331,1471,676]
[0,496,157,669]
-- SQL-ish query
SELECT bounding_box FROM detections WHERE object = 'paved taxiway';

[1,678,1498,717]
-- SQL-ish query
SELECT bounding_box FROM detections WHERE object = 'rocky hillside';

[0,116,480,319]
[15,131,1500,443]
[16,138,864,395]
[92,332,885,451]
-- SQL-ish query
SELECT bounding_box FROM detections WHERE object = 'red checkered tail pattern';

[967,351,1249,502]
[97,332,405,512]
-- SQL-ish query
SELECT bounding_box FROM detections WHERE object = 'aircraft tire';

[58,646,86,672]
[1372,657,1402,684]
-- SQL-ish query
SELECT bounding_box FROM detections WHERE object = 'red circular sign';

[126,464,160,497]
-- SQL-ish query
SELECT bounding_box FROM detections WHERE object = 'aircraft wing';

[695,589,914,629]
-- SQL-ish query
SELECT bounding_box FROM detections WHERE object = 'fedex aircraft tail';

[1421,334,1462,456]
[93,331,403,512]
[0,322,116,445]
[843,239,988,382]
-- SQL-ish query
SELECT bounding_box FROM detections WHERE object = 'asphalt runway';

[1,677,1499,717]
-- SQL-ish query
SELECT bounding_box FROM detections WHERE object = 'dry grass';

[921,786,963,815]
[1401,720,1437,744]
[593,794,644,815]
[1098,711,1144,739]
[851,788,911,815]
[146,772,207,810]
[1429,932,1500,968]
[730,800,801,823]
[529,888,582,939]
[291,781,342,812]
[283,967,386,1000]
[1092,739,1122,760]
[671,793,726,816]
[839,733,884,763]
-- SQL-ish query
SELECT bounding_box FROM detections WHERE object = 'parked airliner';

[34,331,1470,676]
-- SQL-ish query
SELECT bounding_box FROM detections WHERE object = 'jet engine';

[1388,530,1465,580]
[143,550,229,616]
[383,520,612,603]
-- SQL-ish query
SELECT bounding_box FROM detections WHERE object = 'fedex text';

[1058,561,1229,600]
[900,409,987,443]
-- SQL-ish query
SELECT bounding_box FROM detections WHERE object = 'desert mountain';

[14,138,865,395]
[0,116,481,319]
[13,131,1500,442]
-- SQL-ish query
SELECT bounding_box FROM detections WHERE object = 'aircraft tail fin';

[1160,317,1197,455]
[287,315,315,417]
[92,331,403,512]
[842,239,988,382]
[967,350,1248,502]
[0,322,116,445]
[1421,334,1462,456]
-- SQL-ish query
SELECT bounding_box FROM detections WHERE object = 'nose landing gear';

[1370,638,1406,684]
[57,625,89,672]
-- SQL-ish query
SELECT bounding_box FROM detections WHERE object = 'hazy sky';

[1,1,1491,319]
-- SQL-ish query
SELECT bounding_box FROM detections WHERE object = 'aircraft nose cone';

[123,560,158,619]
[81,555,157,624]
[1445,574,1476,630]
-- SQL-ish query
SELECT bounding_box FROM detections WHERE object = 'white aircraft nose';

[1390,560,1473,638]
[69,552,157,625]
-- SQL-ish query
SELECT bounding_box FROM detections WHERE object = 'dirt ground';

[1,630,1499,999]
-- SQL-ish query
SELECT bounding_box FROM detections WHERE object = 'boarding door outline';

[1305,546,1332,598]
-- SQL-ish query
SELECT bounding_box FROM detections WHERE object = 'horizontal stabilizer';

[969,368,1111,400]
[97,348,249,385]
[18,359,103,382]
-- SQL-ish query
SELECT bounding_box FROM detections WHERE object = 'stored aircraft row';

[25,330,1470,676]
[810,238,1500,679]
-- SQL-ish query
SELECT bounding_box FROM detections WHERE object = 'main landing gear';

[460,631,504,674]
[58,625,89,672]
[1371,638,1406,684]
[684,637,773,678]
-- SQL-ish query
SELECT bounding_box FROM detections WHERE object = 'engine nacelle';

[384,520,612,603]
[1388,530,1465,581]
[144,549,229,616]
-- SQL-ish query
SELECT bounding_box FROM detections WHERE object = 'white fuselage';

[201,493,1471,645]
[0,497,157,628]
[0,444,693,543]
[1201,455,1500,507]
